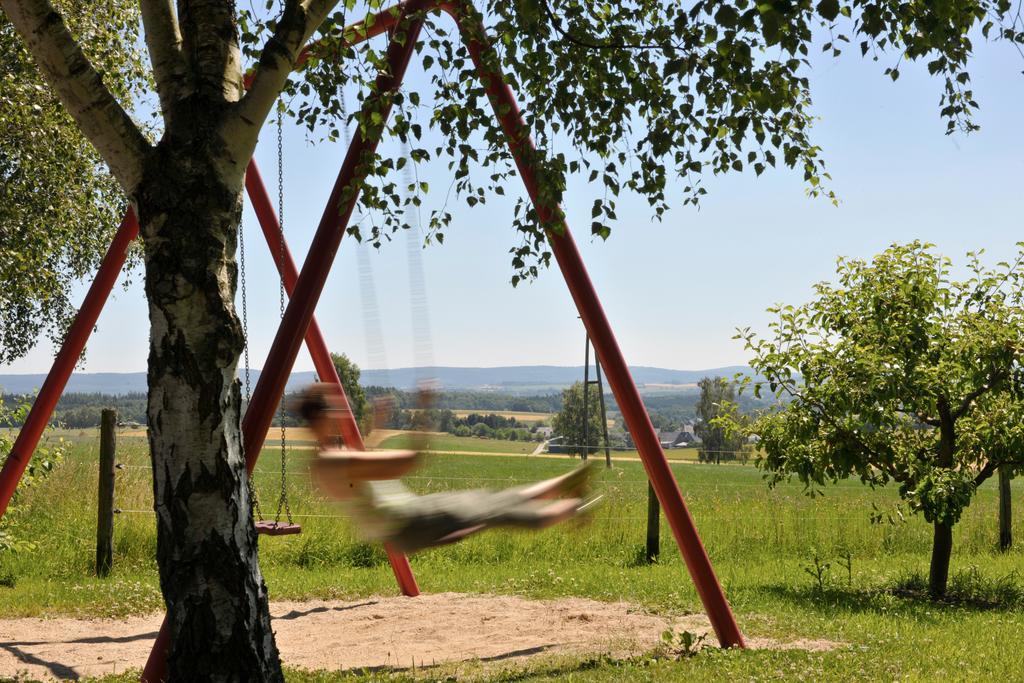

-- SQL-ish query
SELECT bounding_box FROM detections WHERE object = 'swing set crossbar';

[0,2,745,680]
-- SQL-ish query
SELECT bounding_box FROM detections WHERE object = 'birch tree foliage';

[264,0,1023,283]
[0,1,148,364]
[4,0,1022,363]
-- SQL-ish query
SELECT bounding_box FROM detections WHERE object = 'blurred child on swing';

[298,383,599,554]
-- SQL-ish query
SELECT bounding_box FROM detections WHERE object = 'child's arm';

[318,448,421,481]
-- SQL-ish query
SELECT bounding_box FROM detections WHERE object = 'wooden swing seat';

[255,520,302,536]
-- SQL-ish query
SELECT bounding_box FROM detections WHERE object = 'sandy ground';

[0,593,839,680]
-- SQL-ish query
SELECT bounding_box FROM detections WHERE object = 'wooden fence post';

[96,409,117,577]
[646,481,660,563]
[998,465,1012,552]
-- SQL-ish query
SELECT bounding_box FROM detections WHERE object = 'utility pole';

[581,331,612,467]
[593,342,612,469]
[582,337,590,462]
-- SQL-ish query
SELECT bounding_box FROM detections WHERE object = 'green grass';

[3,431,1023,680]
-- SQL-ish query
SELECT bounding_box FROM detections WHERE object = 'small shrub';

[660,628,706,658]
[626,545,658,568]
[344,542,388,568]
[802,550,831,591]
[0,568,16,588]
[838,548,854,587]
[890,566,1024,608]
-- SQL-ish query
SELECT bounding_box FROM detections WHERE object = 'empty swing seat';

[255,520,302,536]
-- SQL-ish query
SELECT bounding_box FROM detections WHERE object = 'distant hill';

[357,365,751,391]
[0,365,752,396]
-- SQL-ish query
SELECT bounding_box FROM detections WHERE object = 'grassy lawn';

[2,432,1022,680]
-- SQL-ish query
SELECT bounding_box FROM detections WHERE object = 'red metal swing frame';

[0,1,745,678]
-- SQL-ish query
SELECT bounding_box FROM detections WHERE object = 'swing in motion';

[298,384,601,554]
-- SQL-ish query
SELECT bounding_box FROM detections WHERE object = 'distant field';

[640,382,698,390]
[378,432,709,462]
[89,426,323,444]
[451,409,552,423]
[552,445,702,462]
[377,432,540,455]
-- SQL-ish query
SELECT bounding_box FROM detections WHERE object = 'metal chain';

[275,106,293,525]
[402,137,432,370]
[239,220,264,522]
[239,226,251,406]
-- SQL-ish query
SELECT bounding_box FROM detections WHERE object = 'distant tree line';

[0,392,148,429]
[2,384,770,433]
[694,377,749,463]
[373,406,544,442]
[637,388,772,432]
[363,387,564,414]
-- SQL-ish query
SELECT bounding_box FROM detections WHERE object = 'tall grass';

[6,431,1024,680]
[0,431,1020,618]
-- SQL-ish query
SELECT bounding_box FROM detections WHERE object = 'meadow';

[376,431,703,461]
[1,428,1022,680]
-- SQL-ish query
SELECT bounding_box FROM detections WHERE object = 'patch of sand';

[0,593,841,680]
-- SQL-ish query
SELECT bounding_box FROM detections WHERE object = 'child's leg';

[387,489,592,553]
[514,462,598,501]
[521,498,585,528]
[443,498,585,538]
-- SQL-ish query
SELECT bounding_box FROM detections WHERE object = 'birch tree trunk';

[3,0,346,676]
[137,142,280,680]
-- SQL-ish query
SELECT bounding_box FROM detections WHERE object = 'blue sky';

[3,30,1022,376]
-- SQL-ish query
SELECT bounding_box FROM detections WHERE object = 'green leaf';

[816,0,840,22]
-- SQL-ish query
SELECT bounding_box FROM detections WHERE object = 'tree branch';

[902,408,940,428]
[140,0,187,119]
[220,0,342,167]
[177,0,244,104]
[953,369,1007,420]
[974,460,999,488]
[759,364,896,471]
[1,0,150,192]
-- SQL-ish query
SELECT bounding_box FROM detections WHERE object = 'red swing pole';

[0,209,138,519]
[239,4,425,499]
[244,161,366,450]
[245,161,420,595]
[238,11,424,597]
[441,2,745,649]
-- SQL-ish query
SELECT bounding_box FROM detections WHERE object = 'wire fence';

[87,437,1003,531]
[111,507,882,522]
[113,464,791,488]
[99,429,760,456]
